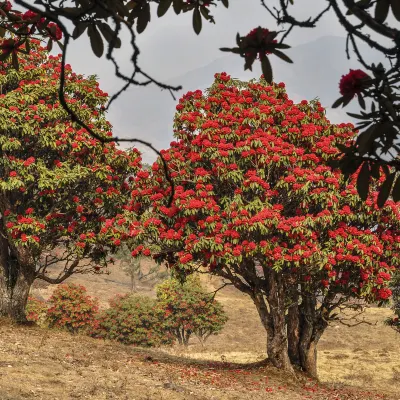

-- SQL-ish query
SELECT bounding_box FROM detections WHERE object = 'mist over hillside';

[111,36,379,163]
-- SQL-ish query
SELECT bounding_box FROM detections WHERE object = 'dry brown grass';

[1,264,397,399]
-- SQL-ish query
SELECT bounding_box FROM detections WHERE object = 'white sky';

[36,1,391,161]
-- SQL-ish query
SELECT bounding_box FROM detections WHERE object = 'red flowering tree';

[0,40,140,322]
[121,73,400,377]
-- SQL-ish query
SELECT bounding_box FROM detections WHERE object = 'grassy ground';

[0,263,398,399]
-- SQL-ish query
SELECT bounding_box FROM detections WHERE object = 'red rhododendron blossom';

[1,1,11,11]
[246,27,277,57]
[339,69,369,97]
[47,22,63,41]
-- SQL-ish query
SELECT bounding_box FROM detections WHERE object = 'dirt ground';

[0,263,398,400]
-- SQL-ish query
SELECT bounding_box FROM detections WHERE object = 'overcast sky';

[65,1,346,83]
[49,1,387,161]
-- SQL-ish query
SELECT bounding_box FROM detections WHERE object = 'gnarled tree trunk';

[287,301,301,367]
[253,269,293,373]
[289,294,328,378]
[0,261,35,322]
[0,228,35,322]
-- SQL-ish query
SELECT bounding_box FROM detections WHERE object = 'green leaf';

[137,3,151,34]
[357,125,378,155]
[98,23,122,48]
[11,51,19,70]
[173,0,184,14]
[236,32,241,46]
[391,0,400,21]
[46,38,53,52]
[357,162,370,201]
[346,112,369,120]
[370,163,381,179]
[392,174,400,202]
[0,26,5,38]
[57,40,64,51]
[342,95,354,107]
[377,172,395,208]
[221,0,229,7]
[331,97,344,108]
[336,143,351,154]
[72,22,89,40]
[375,0,390,22]
[219,47,242,54]
[158,0,173,17]
[261,55,273,83]
[273,43,291,50]
[271,49,293,63]
[193,8,202,35]
[357,93,366,109]
[0,52,10,62]
[244,53,256,71]
[87,25,104,57]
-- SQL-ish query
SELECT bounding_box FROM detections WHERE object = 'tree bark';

[0,261,35,322]
[253,271,293,373]
[0,225,36,322]
[287,301,301,367]
[296,295,327,378]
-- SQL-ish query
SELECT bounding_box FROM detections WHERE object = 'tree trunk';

[296,295,327,378]
[0,262,35,322]
[287,301,301,367]
[252,271,293,373]
[130,274,137,292]
[0,224,36,322]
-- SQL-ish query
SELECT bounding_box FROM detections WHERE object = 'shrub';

[47,283,99,334]
[92,294,173,347]
[156,276,228,346]
[26,296,48,327]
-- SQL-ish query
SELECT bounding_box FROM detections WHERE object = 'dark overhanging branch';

[328,0,398,55]
[342,0,399,40]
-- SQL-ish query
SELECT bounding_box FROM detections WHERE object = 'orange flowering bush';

[26,296,48,327]
[47,284,99,334]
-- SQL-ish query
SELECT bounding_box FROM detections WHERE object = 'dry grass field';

[0,262,398,399]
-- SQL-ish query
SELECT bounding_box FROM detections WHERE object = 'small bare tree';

[114,244,168,292]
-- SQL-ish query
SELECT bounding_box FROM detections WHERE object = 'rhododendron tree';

[0,41,140,321]
[121,73,400,376]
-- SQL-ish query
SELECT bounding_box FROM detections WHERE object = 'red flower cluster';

[339,69,370,97]
[246,27,277,57]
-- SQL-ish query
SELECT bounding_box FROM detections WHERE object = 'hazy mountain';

[110,35,379,162]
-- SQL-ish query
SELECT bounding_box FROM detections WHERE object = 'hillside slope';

[0,317,397,400]
[3,264,396,399]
